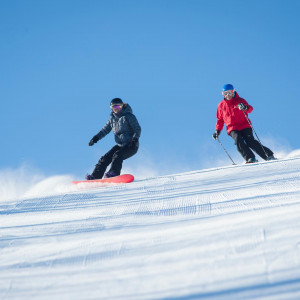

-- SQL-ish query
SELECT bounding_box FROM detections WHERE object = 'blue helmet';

[222,84,234,91]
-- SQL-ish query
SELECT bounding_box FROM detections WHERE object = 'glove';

[129,137,139,147]
[212,130,220,140]
[238,103,248,110]
[89,135,99,146]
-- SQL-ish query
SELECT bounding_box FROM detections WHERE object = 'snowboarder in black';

[86,98,141,179]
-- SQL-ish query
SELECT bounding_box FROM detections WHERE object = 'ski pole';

[242,110,269,159]
[216,137,236,165]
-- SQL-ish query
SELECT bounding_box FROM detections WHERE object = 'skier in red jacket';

[212,84,276,163]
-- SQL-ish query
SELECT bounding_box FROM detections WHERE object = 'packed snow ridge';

[1,157,300,299]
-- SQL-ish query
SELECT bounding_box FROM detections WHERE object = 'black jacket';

[95,104,141,147]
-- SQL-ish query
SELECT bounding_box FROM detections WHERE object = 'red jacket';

[216,92,253,134]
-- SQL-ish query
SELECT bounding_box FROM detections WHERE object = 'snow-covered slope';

[1,158,300,299]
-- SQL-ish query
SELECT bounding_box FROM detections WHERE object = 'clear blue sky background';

[1,0,299,178]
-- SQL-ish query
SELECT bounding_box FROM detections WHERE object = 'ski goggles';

[110,104,123,110]
[222,90,234,96]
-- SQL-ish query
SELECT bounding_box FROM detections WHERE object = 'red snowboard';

[72,174,134,185]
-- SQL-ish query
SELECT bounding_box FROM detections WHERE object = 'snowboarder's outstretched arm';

[96,119,112,140]
[89,120,112,146]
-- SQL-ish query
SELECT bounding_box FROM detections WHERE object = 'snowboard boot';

[266,155,277,161]
[85,174,96,180]
[103,171,118,178]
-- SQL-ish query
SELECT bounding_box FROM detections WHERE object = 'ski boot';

[246,157,258,164]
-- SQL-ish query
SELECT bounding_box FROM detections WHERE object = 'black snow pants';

[91,142,138,179]
[229,128,273,161]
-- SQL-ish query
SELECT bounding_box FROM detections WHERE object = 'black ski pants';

[229,128,273,161]
[92,142,138,179]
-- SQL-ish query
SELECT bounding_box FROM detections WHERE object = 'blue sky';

[1,0,299,178]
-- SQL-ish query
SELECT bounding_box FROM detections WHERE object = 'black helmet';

[110,98,123,106]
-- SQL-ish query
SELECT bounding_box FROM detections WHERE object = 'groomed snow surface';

[1,157,300,299]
